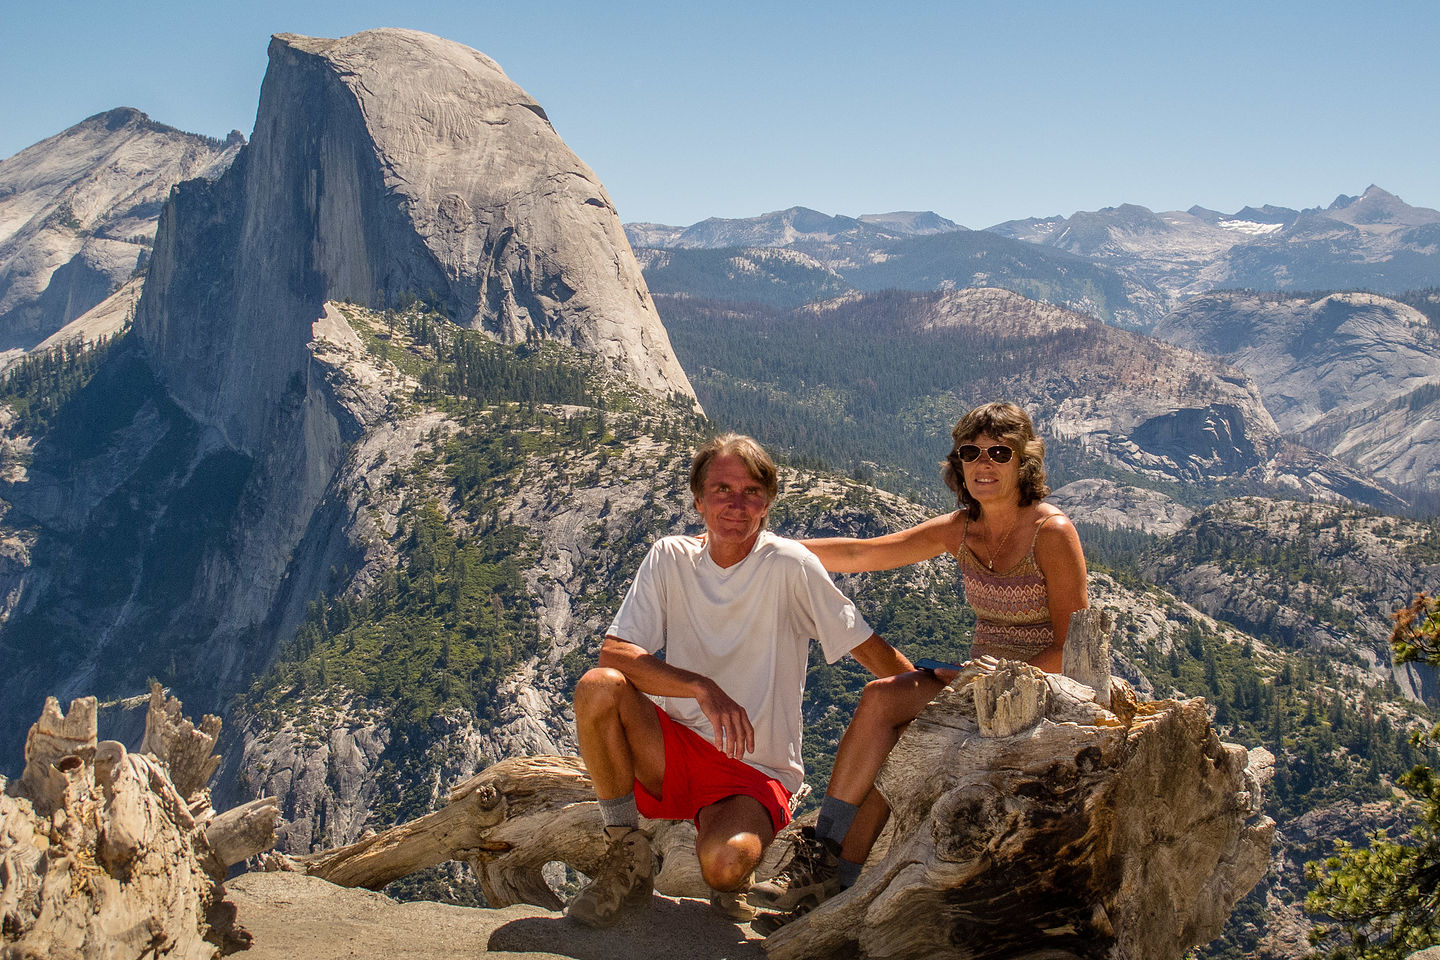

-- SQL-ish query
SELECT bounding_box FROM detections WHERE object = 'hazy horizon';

[4,0,1437,229]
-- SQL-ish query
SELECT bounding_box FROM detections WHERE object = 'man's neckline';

[703,530,766,570]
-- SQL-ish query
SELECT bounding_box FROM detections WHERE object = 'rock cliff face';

[1153,291,1440,434]
[0,30,698,789]
[1142,497,1440,703]
[1152,291,1440,490]
[0,108,239,361]
[3,26,703,749]
[137,28,693,457]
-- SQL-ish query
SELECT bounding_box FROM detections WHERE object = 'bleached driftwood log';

[763,655,1275,960]
[1061,606,1113,695]
[0,684,279,960]
[264,754,713,908]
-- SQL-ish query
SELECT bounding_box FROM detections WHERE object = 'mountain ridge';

[629,186,1440,328]
[656,285,1404,513]
[0,107,241,360]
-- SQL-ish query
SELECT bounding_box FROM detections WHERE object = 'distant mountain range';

[625,205,964,249]
[625,186,1440,328]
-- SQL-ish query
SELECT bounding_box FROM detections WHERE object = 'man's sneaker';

[746,826,841,912]
[709,887,758,922]
[565,826,655,928]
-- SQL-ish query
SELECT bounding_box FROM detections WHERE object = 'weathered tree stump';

[0,684,279,960]
[762,657,1275,960]
[1061,607,1113,695]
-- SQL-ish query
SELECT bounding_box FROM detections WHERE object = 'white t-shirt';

[606,530,875,793]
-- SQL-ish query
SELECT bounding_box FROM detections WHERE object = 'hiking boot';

[708,873,757,921]
[565,826,655,928]
[751,906,805,936]
[745,826,841,912]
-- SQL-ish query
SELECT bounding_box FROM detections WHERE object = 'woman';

[747,401,1088,929]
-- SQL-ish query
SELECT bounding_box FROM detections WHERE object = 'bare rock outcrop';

[136,27,694,459]
[1048,478,1194,536]
[0,684,278,959]
[1153,290,1440,491]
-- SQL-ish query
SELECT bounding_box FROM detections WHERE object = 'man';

[567,433,913,927]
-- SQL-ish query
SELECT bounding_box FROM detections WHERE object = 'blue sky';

[3,0,1437,228]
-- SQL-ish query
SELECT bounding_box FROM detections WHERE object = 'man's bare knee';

[696,797,771,890]
[574,667,630,719]
[698,835,763,891]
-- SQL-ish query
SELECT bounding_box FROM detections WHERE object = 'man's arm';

[599,635,756,759]
[848,633,915,679]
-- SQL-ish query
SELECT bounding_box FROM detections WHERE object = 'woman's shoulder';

[1033,501,1071,526]
[925,509,968,552]
[1030,503,1083,552]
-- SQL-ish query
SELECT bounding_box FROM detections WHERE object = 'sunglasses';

[956,444,1014,464]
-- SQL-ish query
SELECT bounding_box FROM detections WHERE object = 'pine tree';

[1305,593,1440,959]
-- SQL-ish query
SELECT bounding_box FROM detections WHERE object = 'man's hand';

[600,635,755,758]
[696,678,755,759]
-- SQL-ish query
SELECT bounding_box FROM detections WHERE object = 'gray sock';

[598,792,639,830]
[838,857,863,889]
[814,795,859,848]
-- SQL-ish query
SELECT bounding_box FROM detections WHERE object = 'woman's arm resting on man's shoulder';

[802,512,960,573]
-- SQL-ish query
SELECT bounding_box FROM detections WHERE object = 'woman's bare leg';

[826,670,944,805]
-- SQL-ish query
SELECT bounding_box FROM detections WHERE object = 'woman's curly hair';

[940,402,1051,520]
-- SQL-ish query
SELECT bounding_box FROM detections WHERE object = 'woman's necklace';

[985,512,1021,571]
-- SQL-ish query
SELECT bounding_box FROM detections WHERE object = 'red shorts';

[635,704,793,834]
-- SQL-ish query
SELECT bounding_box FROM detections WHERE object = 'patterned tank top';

[956,514,1057,662]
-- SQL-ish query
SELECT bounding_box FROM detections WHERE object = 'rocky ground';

[227,872,766,960]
